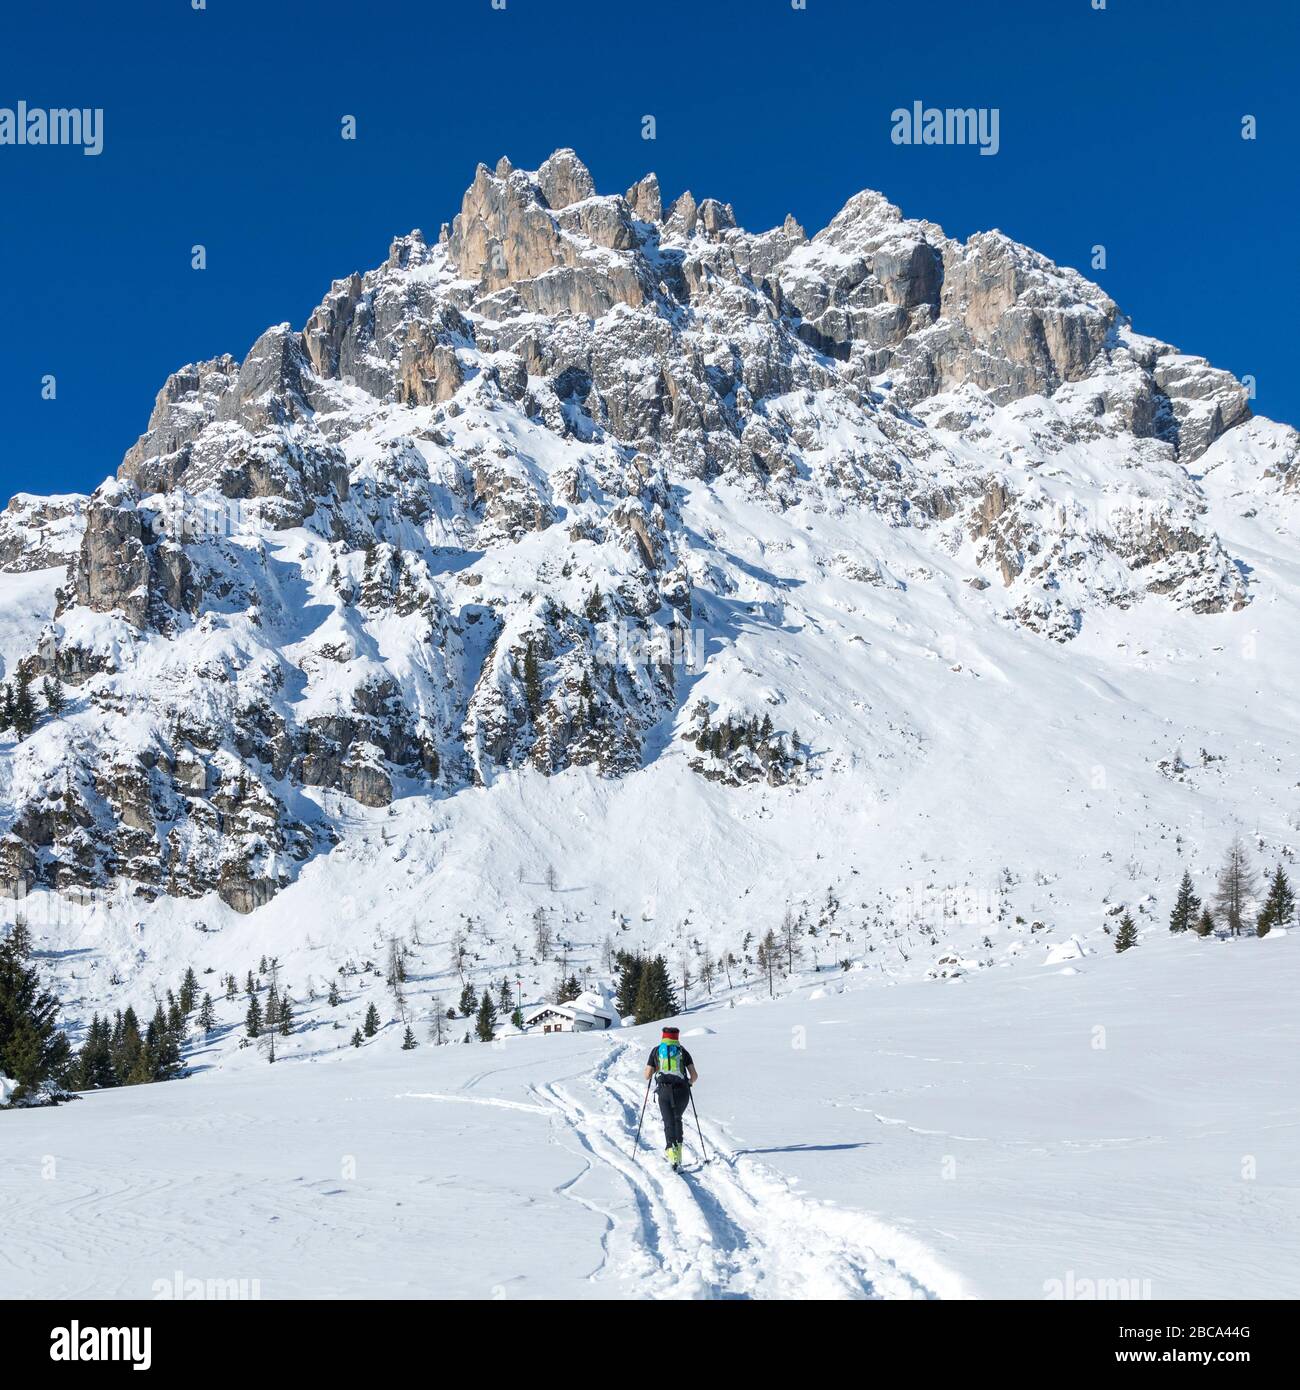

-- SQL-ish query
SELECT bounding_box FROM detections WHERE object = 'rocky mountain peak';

[536,147,596,209]
[0,148,1292,916]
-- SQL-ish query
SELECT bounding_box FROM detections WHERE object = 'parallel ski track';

[529,1040,955,1301]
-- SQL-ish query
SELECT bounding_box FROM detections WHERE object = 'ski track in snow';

[394,1091,552,1115]
[528,1041,966,1300]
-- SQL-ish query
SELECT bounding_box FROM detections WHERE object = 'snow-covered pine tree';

[1256,865,1295,937]
[1168,871,1200,932]
[475,991,497,1042]
[1115,913,1138,952]
[11,676,35,740]
[179,966,199,1014]
[0,923,71,1101]
[363,1002,381,1037]
[42,674,66,717]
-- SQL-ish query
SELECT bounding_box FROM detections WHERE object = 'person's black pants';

[656,1079,691,1146]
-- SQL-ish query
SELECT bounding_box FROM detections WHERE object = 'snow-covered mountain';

[2,148,1298,1039]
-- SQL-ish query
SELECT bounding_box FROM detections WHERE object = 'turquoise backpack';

[657,1040,687,1080]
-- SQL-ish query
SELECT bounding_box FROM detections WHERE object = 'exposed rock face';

[537,148,596,209]
[0,494,84,574]
[0,149,1282,910]
[120,355,240,490]
[70,481,168,629]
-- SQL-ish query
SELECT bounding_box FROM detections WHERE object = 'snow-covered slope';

[1,148,1298,1058]
[2,926,1294,1299]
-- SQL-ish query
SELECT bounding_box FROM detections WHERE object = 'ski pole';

[631,1076,652,1161]
[688,1086,710,1165]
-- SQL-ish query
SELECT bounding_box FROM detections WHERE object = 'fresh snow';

[1,927,1295,1299]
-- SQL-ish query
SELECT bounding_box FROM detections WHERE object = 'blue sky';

[0,0,1295,502]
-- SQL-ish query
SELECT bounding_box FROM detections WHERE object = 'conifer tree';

[1114,913,1138,953]
[757,928,780,997]
[179,966,199,1014]
[458,980,478,1017]
[75,1014,116,1091]
[475,990,497,1042]
[498,978,513,1009]
[428,996,446,1044]
[363,1002,381,1037]
[632,955,678,1025]
[401,1025,418,1050]
[245,995,262,1039]
[1168,871,1200,933]
[779,908,802,973]
[113,1007,146,1084]
[42,675,66,717]
[614,951,644,1018]
[125,1041,155,1086]
[328,979,341,1007]
[351,1028,363,1048]
[1256,865,1295,937]
[1194,906,1215,937]
[0,925,71,1100]
[197,994,216,1034]
[1214,836,1257,936]
[278,991,293,1036]
[11,676,35,740]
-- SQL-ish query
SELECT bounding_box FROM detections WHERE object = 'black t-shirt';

[648,1043,694,1076]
